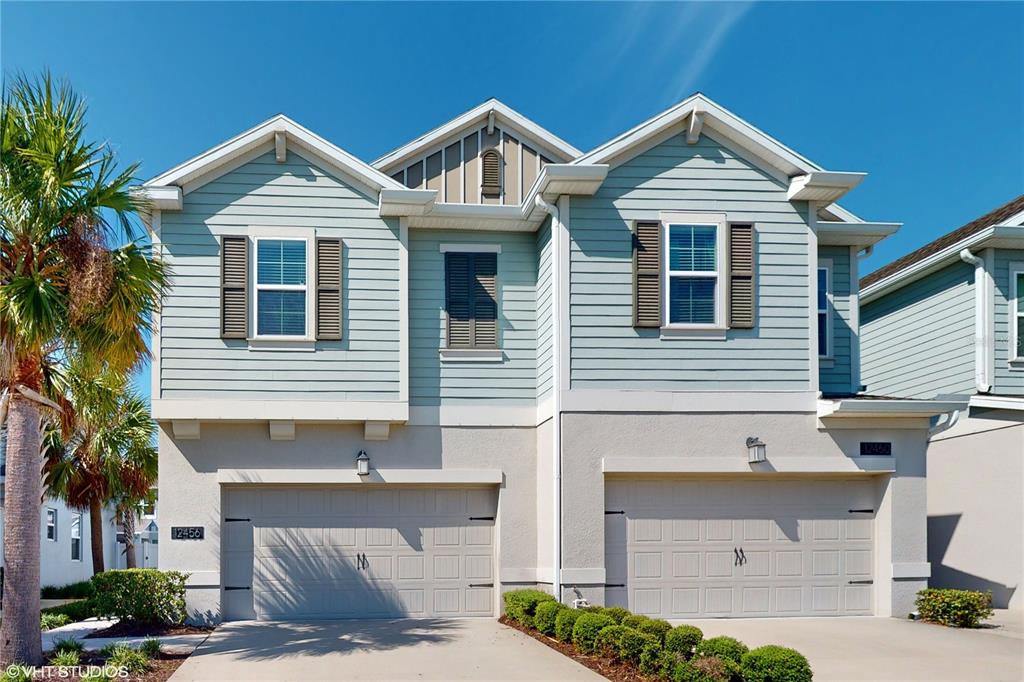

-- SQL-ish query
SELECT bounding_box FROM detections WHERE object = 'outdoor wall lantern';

[746,437,767,463]
[356,450,371,476]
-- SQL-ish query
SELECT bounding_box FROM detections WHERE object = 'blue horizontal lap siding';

[408,230,538,405]
[819,246,854,395]
[158,151,401,400]
[860,261,975,399]
[993,249,1024,395]
[536,219,554,402]
[568,133,811,391]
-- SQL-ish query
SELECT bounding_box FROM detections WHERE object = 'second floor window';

[70,513,82,561]
[1015,270,1024,360]
[666,223,721,326]
[445,251,498,348]
[46,508,57,541]
[255,238,307,337]
[817,266,830,357]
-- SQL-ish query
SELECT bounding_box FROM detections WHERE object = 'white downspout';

[535,194,562,601]
[960,248,992,393]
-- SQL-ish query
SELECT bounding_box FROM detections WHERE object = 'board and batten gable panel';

[819,246,855,395]
[567,132,812,391]
[993,248,1024,395]
[158,151,401,401]
[536,218,554,402]
[408,230,538,405]
[860,261,975,399]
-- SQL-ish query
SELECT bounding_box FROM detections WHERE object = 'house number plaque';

[171,526,205,540]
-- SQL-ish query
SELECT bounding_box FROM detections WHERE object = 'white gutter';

[534,194,562,602]
[959,248,992,393]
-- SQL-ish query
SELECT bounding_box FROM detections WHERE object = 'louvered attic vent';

[481,149,502,197]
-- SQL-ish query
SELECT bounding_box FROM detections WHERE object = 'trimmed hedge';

[694,636,748,664]
[41,580,94,600]
[672,656,734,682]
[503,589,555,627]
[619,628,658,663]
[533,600,566,636]
[639,640,670,675]
[595,624,631,658]
[91,569,188,625]
[636,617,672,643]
[603,606,631,624]
[915,588,994,628]
[41,599,93,622]
[741,645,812,682]
[665,624,703,658]
[620,614,650,630]
[572,613,616,653]
[555,608,583,643]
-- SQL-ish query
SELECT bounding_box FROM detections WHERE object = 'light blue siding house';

[861,195,1024,610]
[139,95,955,624]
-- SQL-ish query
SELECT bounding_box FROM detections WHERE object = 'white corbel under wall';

[167,419,392,441]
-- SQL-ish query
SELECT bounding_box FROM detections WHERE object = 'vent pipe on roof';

[960,248,992,394]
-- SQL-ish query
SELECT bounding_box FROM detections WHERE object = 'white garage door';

[222,486,496,620]
[605,478,876,618]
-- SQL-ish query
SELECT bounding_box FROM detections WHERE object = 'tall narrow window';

[70,513,82,561]
[1014,269,1024,360]
[255,238,307,337]
[817,266,831,357]
[666,224,720,325]
[46,508,57,541]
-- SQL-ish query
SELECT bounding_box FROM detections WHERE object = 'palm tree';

[43,365,158,576]
[0,73,167,666]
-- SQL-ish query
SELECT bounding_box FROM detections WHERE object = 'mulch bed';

[499,616,652,682]
[33,651,191,681]
[85,621,214,638]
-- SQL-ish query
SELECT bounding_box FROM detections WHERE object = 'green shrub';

[40,612,72,630]
[0,666,33,682]
[51,638,85,654]
[91,569,188,625]
[49,649,81,666]
[602,606,631,623]
[621,614,651,630]
[42,599,93,622]
[502,589,555,627]
[637,617,672,643]
[672,656,734,682]
[594,624,630,658]
[533,600,566,636]
[665,624,703,658]
[555,608,583,643]
[694,636,748,664]
[915,588,994,628]
[741,645,812,682]
[140,638,163,658]
[103,644,150,674]
[572,612,615,653]
[639,640,673,676]
[41,580,94,600]
[618,628,658,663]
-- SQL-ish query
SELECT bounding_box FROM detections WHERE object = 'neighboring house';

[138,95,956,624]
[861,195,1024,610]
[115,484,160,570]
[0,427,118,588]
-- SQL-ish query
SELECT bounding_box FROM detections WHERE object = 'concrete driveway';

[169,618,600,681]
[686,611,1024,681]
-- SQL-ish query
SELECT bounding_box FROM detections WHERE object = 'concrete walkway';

[169,619,600,681]
[43,618,209,654]
[683,612,1023,681]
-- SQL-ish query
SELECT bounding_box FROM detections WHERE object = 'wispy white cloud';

[667,2,754,101]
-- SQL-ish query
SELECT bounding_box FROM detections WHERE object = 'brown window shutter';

[446,253,472,348]
[220,236,249,339]
[481,149,502,197]
[728,223,755,329]
[316,238,343,340]
[633,221,661,328]
[471,253,498,348]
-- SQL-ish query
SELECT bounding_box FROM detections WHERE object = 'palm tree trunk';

[89,498,105,574]
[121,511,137,569]
[0,395,44,666]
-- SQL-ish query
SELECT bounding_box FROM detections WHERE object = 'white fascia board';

[143,114,404,196]
[409,203,538,232]
[132,185,182,211]
[969,394,1024,412]
[816,221,901,247]
[217,468,502,486]
[816,398,965,419]
[520,163,609,223]
[787,172,867,203]
[861,226,1024,302]
[574,94,823,178]
[152,399,408,423]
[379,188,437,216]
[372,99,581,171]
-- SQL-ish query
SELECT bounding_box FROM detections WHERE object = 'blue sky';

[4,1,1023,396]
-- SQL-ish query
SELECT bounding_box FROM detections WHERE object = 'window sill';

[247,338,316,352]
[1009,359,1024,370]
[659,326,727,340]
[439,348,505,363]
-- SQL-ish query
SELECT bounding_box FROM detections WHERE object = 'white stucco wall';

[928,410,1024,610]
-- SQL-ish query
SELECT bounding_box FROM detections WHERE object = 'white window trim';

[249,232,316,342]
[439,243,501,254]
[1011,262,1024,365]
[45,507,57,541]
[439,348,505,362]
[817,260,833,361]
[660,212,728,331]
[70,512,82,562]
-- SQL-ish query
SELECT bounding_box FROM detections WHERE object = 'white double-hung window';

[255,238,308,338]
[46,508,57,541]
[70,513,82,561]
[1013,265,1024,361]
[664,218,726,328]
[817,263,831,358]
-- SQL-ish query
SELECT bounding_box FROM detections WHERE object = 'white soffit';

[816,221,901,247]
[787,171,866,203]
[817,398,964,419]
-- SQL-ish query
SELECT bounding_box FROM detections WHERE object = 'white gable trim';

[141,114,404,197]
[372,99,582,172]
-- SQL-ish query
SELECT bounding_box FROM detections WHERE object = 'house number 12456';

[171,526,204,540]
